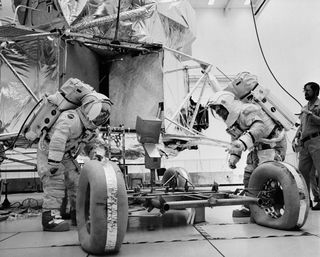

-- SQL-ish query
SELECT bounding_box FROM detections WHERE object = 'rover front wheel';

[248,161,309,230]
[77,160,128,255]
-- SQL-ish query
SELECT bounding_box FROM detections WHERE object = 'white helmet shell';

[80,93,112,127]
[208,91,241,127]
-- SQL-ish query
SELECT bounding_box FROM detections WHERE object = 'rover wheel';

[248,161,309,230]
[77,160,128,255]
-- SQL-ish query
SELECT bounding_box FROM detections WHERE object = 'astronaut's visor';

[209,104,229,121]
[92,110,109,126]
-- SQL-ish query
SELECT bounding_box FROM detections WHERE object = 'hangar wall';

[192,0,320,116]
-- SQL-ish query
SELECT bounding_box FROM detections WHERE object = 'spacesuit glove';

[48,160,60,175]
[228,154,241,169]
[229,140,246,154]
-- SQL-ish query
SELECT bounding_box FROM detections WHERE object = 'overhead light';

[208,0,215,6]
[244,0,251,5]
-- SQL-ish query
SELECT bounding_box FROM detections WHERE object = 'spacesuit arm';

[48,117,71,163]
[228,140,243,169]
[236,104,266,150]
[238,120,265,150]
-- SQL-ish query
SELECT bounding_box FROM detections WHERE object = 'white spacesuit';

[208,91,287,217]
[37,92,112,232]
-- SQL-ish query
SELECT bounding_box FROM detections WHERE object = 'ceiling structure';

[188,0,270,14]
[0,0,271,58]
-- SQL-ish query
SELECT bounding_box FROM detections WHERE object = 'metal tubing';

[167,65,212,125]
[163,46,210,66]
[163,197,260,211]
[0,169,37,173]
[189,75,207,129]
[12,32,59,41]
[163,46,223,92]
[2,156,37,167]
[0,53,39,102]
[113,0,121,42]
[162,174,175,187]
[13,5,41,24]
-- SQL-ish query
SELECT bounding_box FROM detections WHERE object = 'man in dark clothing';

[293,82,320,210]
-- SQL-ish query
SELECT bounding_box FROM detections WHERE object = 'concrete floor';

[0,193,320,257]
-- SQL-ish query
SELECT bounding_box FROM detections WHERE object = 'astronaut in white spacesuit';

[208,91,287,217]
[37,93,112,232]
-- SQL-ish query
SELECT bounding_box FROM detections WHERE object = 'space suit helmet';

[79,93,112,128]
[207,91,241,127]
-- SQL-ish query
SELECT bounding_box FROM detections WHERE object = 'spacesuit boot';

[232,205,251,218]
[42,210,70,232]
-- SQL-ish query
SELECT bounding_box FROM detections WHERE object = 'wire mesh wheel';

[248,161,309,230]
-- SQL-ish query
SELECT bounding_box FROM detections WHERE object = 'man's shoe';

[232,207,251,218]
[42,210,70,232]
[312,202,320,211]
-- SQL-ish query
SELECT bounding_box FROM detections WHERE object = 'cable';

[253,0,267,16]
[0,98,43,154]
[249,0,302,108]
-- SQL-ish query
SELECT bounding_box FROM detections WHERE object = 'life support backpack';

[224,72,298,131]
[23,78,95,142]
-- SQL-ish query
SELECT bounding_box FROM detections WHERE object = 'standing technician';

[293,81,320,210]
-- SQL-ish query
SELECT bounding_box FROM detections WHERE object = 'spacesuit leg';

[243,150,259,189]
[257,149,276,164]
[243,163,255,190]
[233,150,259,218]
[37,145,69,231]
[275,135,287,161]
[37,146,65,211]
[62,156,80,225]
